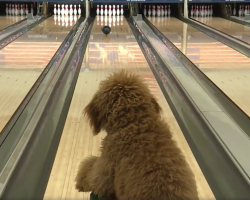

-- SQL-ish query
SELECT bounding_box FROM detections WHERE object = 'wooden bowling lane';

[194,17,250,44]
[0,15,26,31]
[148,17,250,117]
[0,16,75,134]
[43,17,215,200]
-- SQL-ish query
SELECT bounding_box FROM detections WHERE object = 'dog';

[75,70,198,200]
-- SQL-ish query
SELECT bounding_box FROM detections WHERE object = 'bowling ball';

[102,26,111,35]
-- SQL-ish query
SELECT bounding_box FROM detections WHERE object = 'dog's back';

[106,119,198,200]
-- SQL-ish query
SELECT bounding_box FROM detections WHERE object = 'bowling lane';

[148,17,250,116]
[0,16,77,133]
[43,16,215,200]
[193,17,250,44]
[0,15,26,31]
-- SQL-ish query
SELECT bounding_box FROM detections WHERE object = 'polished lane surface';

[194,17,250,44]
[148,17,250,116]
[0,15,26,31]
[0,16,77,133]
[44,16,215,200]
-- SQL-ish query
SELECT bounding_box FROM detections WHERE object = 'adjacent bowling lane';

[0,16,78,133]
[193,17,250,44]
[148,17,250,116]
[43,16,215,200]
[0,15,26,31]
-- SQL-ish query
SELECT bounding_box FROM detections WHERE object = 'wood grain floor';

[0,16,73,134]
[148,17,250,117]
[43,17,215,200]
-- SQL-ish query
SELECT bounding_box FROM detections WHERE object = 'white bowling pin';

[191,5,194,17]
[117,5,120,16]
[144,5,147,16]
[161,5,164,16]
[6,4,8,15]
[105,5,108,16]
[54,4,57,15]
[78,4,81,15]
[25,4,28,15]
[120,5,124,15]
[73,5,77,15]
[148,5,152,16]
[109,5,112,16]
[164,5,167,16]
[61,5,65,15]
[168,5,171,16]
[69,4,73,15]
[152,5,156,17]
[9,4,12,15]
[113,5,116,16]
[58,4,61,15]
[65,5,69,15]
[12,4,15,15]
[96,5,100,15]
[15,4,18,16]
[101,5,104,15]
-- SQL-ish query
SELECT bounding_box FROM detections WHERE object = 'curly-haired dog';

[75,70,198,200]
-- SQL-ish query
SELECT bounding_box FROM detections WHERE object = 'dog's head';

[83,70,162,135]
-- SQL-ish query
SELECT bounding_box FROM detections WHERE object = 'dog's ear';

[83,95,103,135]
[151,96,162,114]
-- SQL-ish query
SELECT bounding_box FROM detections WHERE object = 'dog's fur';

[75,70,198,200]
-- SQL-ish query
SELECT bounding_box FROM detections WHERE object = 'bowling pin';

[117,5,120,16]
[17,4,20,15]
[190,5,194,17]
[100,5,104,15]
[109,5,112,16]
[120,5,124,15]
[105,5,108,16]
[25,4,28,15]
[31,4,34,15]
[9,4,12,15]
[6,4,8,15]
[168,5,171,16]
[12,4,15,15]
[161,5,164,16]
[73,5,77,15]
[65,5,69,15]
[69,4,73,15]
[113,5,116,16]
[96,5,99,15]
[164,5,167,16]
[58,4,61,15]
[61,5,65,15]
[152,5,156,17]
[144,5,147,16]
[78,4,81,15]
[148,5,152,16]
[54,4,57,15]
